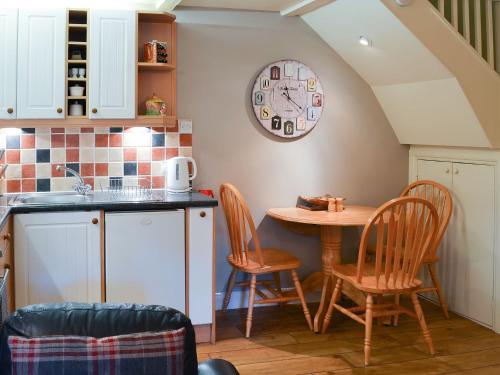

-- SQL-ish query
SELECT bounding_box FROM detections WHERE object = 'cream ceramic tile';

[35,134,50,148]
[35,127,50,134]
[123,176,139,187]
[20,149,35,164]
[95,177,109,189]
[108,148,123,162]
[80,134,95,147]
[94,127,109,134]
[137,147,151,161]
[36,164,51,178]
[179,147,192,157]
[51,178,73,192]
[65,128,79,134]
[51,149,66,163]
[123,131,151,147]
[79,148,94,163]
[151,161,164,176]
[6,164,21,179]
[166,134,179,148]
[94,148,108,162]
[0,135,5,149]
[108,162,123,176]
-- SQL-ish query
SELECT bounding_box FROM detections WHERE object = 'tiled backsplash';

[0,126,192,193]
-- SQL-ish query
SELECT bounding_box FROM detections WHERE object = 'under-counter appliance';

[105,210,185,312]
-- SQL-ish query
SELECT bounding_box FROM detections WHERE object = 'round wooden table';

[267,206,377,332]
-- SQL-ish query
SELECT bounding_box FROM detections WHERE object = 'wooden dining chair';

[401,180,452,318]
[322,196,439,366]
[219,183,313,338]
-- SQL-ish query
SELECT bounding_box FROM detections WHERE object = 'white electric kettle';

[165,156,197,193]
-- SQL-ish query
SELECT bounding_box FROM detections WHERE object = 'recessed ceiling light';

[359,36,372,47]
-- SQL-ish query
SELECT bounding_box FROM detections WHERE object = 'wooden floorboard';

[197,298,499,374]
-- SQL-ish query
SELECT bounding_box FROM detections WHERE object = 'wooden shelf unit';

[136,11,177,120]
[66,9,89,118]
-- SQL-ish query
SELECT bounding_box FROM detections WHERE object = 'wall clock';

[251,60,324,138]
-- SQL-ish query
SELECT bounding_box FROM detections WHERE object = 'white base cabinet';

[411,147,497,329]
[0,9,18,119]
[14,211,101,308]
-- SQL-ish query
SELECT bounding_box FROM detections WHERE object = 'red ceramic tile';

[21,179,36,192]
[83,177,94,190]
[81,128,94,133]
[7,179,20,193]
[166,148,178,159]
[95,163,108,176]
[95,134,109,147]
[152,176,164,189]
[21,134,35,149]
[152,148,166,161]
[22,164,35,178]
[66,149,79,162]
[81,163,95,177]
[51,134,65,148]
[166,123,178,132]
[138,162,151,176]
[124,148,137,161]
[6,150,20,164]
[180,134,192,147]
[66,134,79,147]
[152,127,164,133]
[51,164,65,177]
[51,128,65,134]
[109,134,122,147]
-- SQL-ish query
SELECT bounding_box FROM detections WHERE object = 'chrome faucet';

[56,165,91,195]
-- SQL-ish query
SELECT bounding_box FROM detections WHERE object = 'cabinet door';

[448,162,494,326]
[89,10,135,119]
[17,9,66,119]
[14,211,101,308]
[0,9,17,119]
[416,159,452,188]
[188,208,214,325]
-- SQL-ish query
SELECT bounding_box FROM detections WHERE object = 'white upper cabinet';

[0,9,18,119]
[17,9,66,119]
[89,10,135,119]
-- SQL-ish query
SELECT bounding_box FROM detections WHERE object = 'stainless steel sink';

[9,192,92,206]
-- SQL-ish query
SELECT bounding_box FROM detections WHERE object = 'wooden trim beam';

[156,0,182,12]
[281,0,335,17]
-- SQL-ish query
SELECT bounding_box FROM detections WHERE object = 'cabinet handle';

[92,218,99,225]
[199,211,206,218]
[454,169,459,175]
[7,108,13,114]
[3,233,11,241]
[92,108,98,114]
[57,107,63,114]
[445,168,450,174]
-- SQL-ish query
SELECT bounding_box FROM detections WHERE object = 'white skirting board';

[215,288,321,310]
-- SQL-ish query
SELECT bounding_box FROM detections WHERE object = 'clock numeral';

[284,63,294,77]
[261,77,270,90]
[255,91,264,105]
[271,115,282,130]
[307,107,317,121]
[307,78,317,92]
[296,117,306,131]
[284,120,294,136]
[312,93,322,107]
[298,67,308,81]
[261,105,271,120]
[270,66,280,80]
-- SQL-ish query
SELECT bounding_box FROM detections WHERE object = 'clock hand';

[282,92,303,110]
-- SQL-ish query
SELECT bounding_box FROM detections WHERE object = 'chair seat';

[332,263,423,294]
[228,248,300,274]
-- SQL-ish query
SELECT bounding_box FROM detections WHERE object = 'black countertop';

[0,191,218,229]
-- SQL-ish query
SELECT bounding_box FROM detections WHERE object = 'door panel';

[89,10,135,119]
[17,9,66,119]
[0,9,17,119]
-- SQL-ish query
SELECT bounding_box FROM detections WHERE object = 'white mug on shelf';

[78,68,86,78]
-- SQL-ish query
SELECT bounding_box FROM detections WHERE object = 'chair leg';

[427,263,449,319]
[411,292,435,355]
[364,294,374,367]
[291,270,313,331]
[393,294,400,326]
[321,278,342,333]
[245,275,257,338]
[222,269,238,312]
[273,272,284,307]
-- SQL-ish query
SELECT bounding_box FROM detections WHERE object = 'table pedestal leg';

[313,226,342,332]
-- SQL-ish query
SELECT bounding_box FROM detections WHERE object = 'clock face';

[252,60,324,138]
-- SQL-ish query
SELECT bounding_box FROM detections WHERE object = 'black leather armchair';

[0,303,239,375]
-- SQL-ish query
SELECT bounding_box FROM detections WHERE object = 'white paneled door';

[17,9,66,119]
[14,211,102,308]
[89,10,135,119]
[0,9,18,120]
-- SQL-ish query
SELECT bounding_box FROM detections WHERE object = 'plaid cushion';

[8,328,185,375]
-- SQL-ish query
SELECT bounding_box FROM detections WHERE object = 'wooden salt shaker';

[335,197,345,212]
[328,198,336,212]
